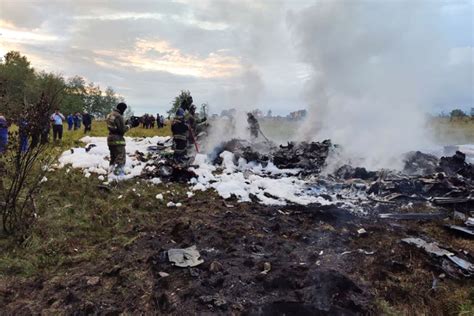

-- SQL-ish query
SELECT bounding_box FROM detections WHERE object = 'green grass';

[52,121,171,152]
[0,121,173,277]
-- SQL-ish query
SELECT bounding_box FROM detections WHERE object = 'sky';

[0,0,472,116]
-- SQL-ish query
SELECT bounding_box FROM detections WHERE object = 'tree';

[35,72,66,110]
[199,103,208,119]
[63,76,86,115]
[450,109,467,120]
[101,87,120,117]
[0,51,36,115]
[168,90,191,116]
[0,50,124,118]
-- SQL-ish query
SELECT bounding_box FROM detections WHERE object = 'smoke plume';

[288,1,472,170]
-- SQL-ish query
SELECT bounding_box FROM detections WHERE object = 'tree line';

[0,51,124,119]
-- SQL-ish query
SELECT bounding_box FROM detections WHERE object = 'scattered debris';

[260,262,271,275]
[199,294,227,309]
[158,272,170,278]
[466,218,474,226]
[379,212,447,220]
[85,276,100,286]
[403,151,439,176]
[335,165,377,180]
[168,245,204,268]
[273,140,332,174]
[357,228,367,236]
[444,225,474,237]
[402,237,474,275]
[453,211,467,220]
[402,237,453,257]
[156,194,164,200]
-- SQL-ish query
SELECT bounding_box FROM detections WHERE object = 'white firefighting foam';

[58,136,170,181]
[58,137,332,206]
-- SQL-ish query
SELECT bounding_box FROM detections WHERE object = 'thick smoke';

[288,1,472,170]
[203,66,264,154]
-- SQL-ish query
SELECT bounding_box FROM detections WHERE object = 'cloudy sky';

[0,0,472,116]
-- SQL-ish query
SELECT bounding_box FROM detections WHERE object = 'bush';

[0,94,55,237]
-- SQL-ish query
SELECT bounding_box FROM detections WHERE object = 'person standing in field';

[0,113,8,153]
[247,112,260,139]
[106,102,134,176]
[50,109,65,142]
[73,112,82,130]
[67,113,74,130]
[82,111,92,133]
[156,113,161,128]
[172,98,191,161]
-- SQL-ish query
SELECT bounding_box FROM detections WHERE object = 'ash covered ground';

[3,136,474,314]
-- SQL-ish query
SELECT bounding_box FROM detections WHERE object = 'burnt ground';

[1,191,473,315]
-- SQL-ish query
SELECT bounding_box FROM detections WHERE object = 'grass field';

[430,117,474,144]
[0,121,173,276]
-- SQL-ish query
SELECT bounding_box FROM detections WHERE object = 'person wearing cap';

[106,102,132,176]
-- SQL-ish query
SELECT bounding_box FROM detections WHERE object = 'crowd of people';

[0,107,172,156]
[141,113,166,129]
[0,109,95,153]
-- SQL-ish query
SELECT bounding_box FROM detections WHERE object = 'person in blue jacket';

[0,113,8,153]
[67,113,74,130]
[18,118,28,153]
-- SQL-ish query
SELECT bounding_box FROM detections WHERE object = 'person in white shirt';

[50,109,65,141]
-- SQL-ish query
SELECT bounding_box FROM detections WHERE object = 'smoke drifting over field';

[288,1,473,169]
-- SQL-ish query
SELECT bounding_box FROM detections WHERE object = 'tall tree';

[169,90,191,116]
[63,76,86,114]
[0,51,36,115]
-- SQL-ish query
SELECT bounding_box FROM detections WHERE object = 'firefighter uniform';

[106,104,130,175]
[247,113,260,139]
[172,107,188,161]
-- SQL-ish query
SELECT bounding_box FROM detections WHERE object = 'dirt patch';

[1,193,472,314]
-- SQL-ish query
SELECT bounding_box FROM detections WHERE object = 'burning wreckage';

[57,136,473,312]
[66,137,473,237]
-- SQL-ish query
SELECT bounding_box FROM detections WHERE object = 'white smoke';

[288,1,472,170]
[203,66,264,153]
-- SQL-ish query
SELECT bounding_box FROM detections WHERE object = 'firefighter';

[172,99,190,161]
[106,102,136,176]
[247,112,259,139]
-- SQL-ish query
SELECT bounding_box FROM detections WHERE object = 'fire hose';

[258,127,271,143]
[188,125,200,153]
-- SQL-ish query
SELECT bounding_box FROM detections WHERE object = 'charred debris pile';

[137,138,474,207]
[212,139,474,205]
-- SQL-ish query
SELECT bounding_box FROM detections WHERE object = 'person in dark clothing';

[31,111,50,148]
[0,113,8,153]
[106,103,138,176]
[82,111,92,133]
[67,114,74,130]
[247,113,260,139]
[50,109,65,142]
[149,115,155,128]
[172,99,191,161]
[73,112,82,130]
[18,118,28,152]
[156,113,161,128]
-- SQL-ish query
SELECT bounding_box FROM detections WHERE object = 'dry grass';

[430,117,474,144]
